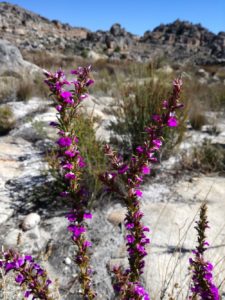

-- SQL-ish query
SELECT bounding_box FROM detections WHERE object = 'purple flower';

[66,212,77,222]
[56,105,62,112]
[162,100,168,109]
[58,130,65,136]
[79,94,88,101]
[142,226,150,232]
[15,257,25,268]
[126,235,135,244]
[152,114,161,122]
[173,78,183,90]
[83,241,92,248]
[15,274,25,284]
[57,137,72,148]
[118,164,129,174]
[84,213,92,219]
[141,165,150,175]
[135,190,143,197]
[136,146,144,154]
[152,139,162,149]
[86,79,94,87]
[141,237,150,244]
[134,283,150,300]
[125,223,134,230]
[60,91,73,99]
[63,98,74,105]
[49,121,59,127]
[207,262,213,271]
[68,225,86,238]
[25,256,32,261]
[46,279,52,287]
[5,262,15,273]
[65,172,76,180]
[64,150,75,157]
[62,163,73,170]
[136,244,147,255]
[24,291,31,298]
[60,191,70,197]
[78,156,86,168]
[167,116,178,127]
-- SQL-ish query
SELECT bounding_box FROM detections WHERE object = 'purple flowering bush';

[44,67,184,300]
[44,66,96,299]
[0,64,221,300]
[99,78,184,299]
[189,203,219,300]
[0,249,52,299]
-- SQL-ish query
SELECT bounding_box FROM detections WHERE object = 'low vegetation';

[181,139,225,174]
[0,105,15,135]
[108,67,188,159]
[47,113,107,202]
[0,55,224,299]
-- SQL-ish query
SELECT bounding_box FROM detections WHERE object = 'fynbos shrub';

[0,105,15,135]
[181,139,225,174]
[109,75,187,159]
[189,203,219,299]
[0,249,52,299]
[100,78,184,299]
[44,67,96,299]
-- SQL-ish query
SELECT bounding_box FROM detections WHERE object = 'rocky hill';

[0,2,88,52]
[0,1,225,64]
[141,20,225,64]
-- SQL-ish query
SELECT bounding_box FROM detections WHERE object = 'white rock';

[141,176,225,297]
[64,257,72,265]
[0,39,40,76]
[7,97,48,120]
[161,65,173,74]
[87,50,107,61]
[22,213,41,231]
[3,229,22,247]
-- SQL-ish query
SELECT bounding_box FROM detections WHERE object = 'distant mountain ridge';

[0,1,225,64]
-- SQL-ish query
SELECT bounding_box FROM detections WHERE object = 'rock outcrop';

[0,2,225,64]
[0,1,88,54]
[141,20,225,64]
[0,39,40,76]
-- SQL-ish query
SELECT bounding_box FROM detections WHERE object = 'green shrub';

[182,77,225,111]
[0,105,15,135]
[16,78,33,101]
[33,74,49,99]
[0,76,16,103]
[81,49,89,59]
[0,86,13,103]
[47,113,106,201]
[108,73,187,159]
[181,139,225,174]
[15,75,50,101]
[72,113,107,198]
[114,46,121,53]
[189,105,206,130]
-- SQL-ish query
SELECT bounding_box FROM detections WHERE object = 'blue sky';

[6,0,225,35]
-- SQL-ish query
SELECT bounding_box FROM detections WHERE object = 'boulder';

[0,39,40,77]
[21,212,41,231]
[110,23,125,37]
